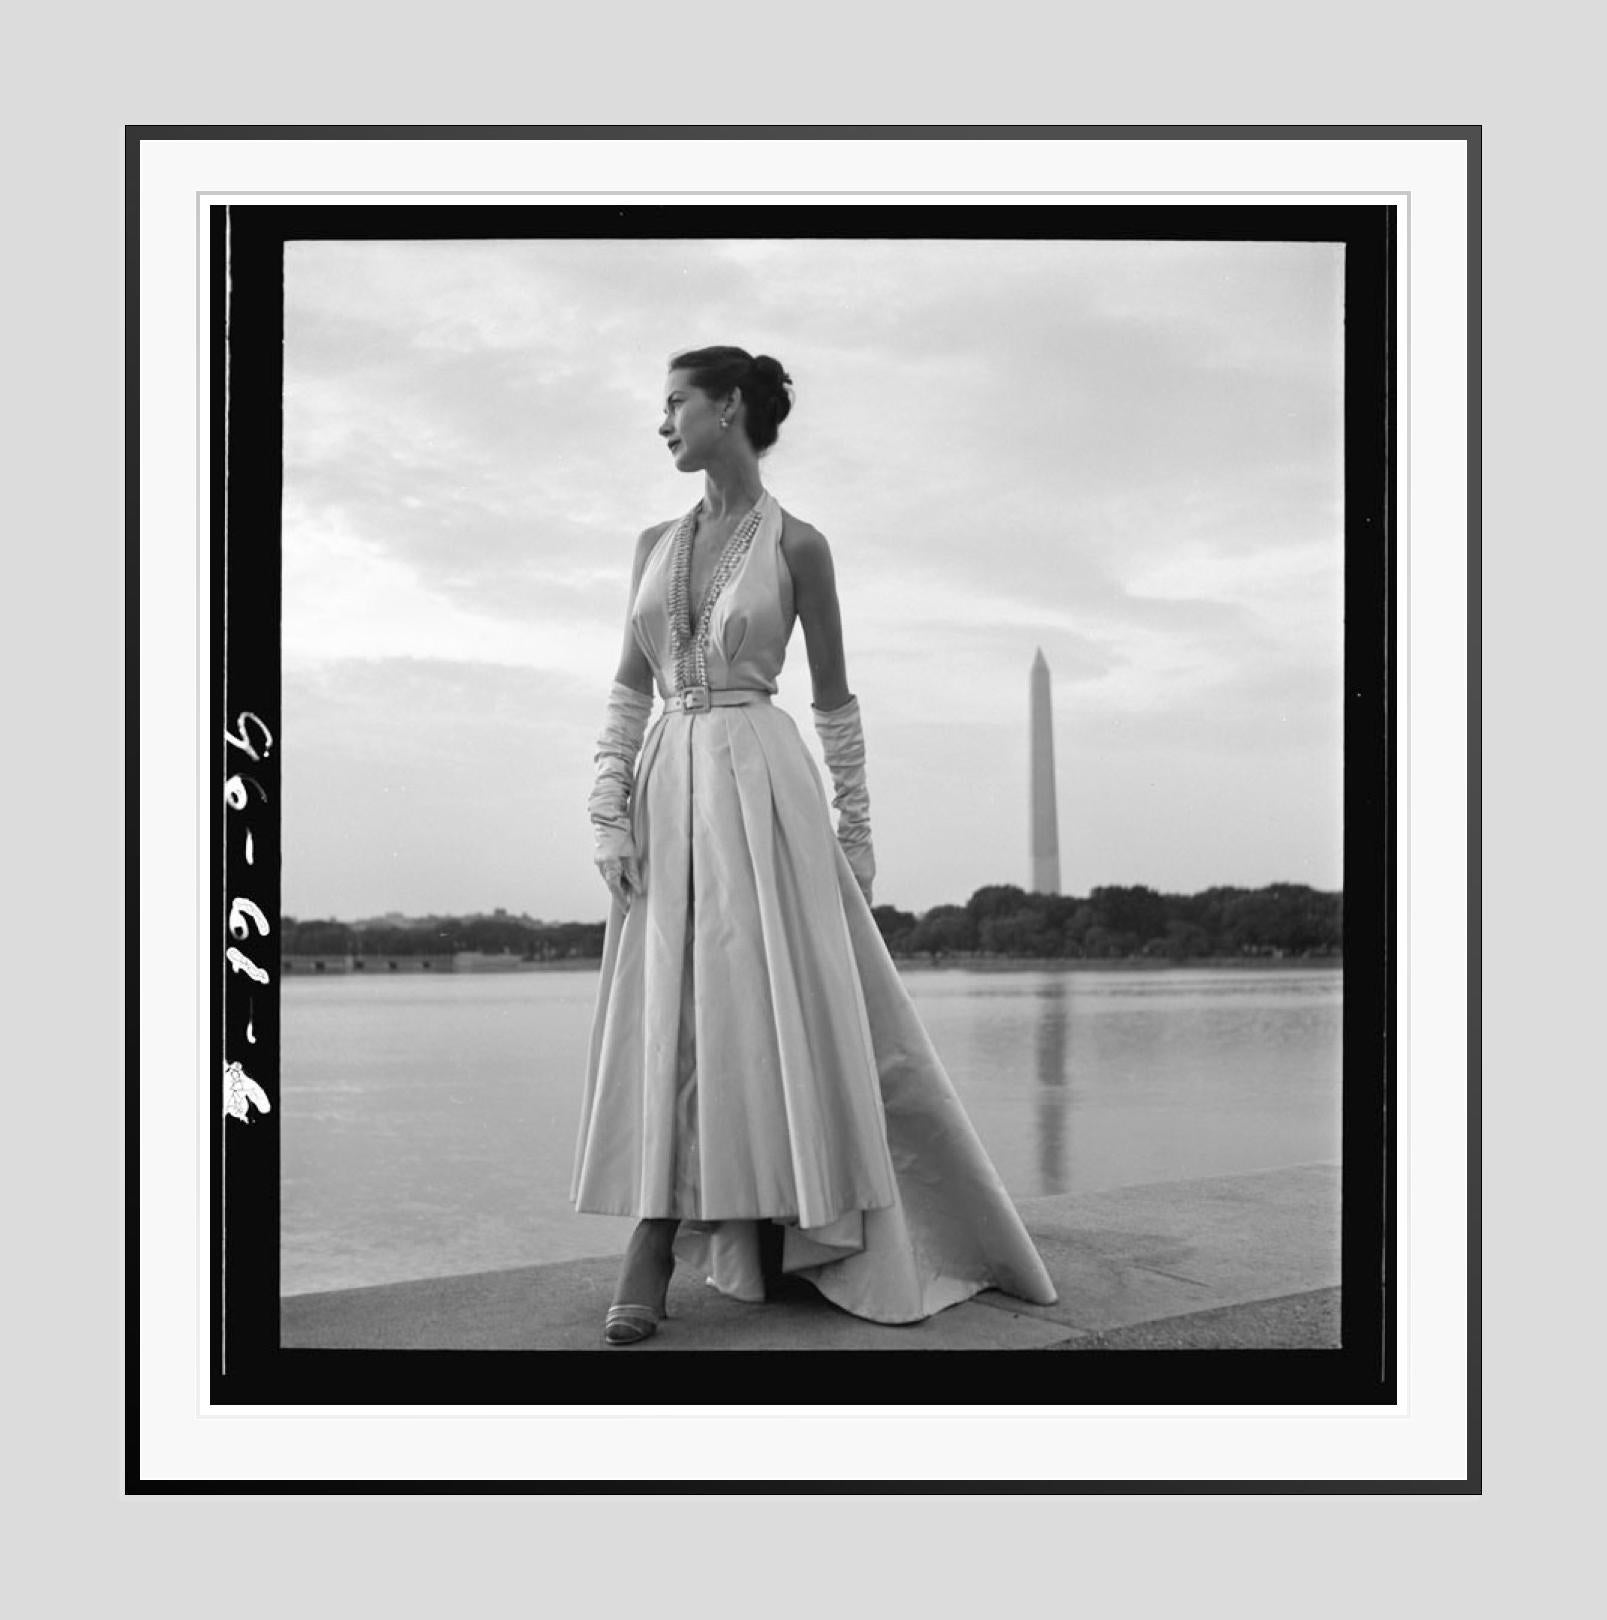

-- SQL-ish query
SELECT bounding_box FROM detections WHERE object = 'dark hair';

[669,345,794,453]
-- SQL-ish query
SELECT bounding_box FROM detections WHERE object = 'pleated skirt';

[572,701,1058,1323]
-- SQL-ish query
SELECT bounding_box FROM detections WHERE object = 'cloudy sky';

[281,233,1344,923]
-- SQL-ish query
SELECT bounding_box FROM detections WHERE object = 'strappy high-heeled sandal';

[603,1300,668,1346]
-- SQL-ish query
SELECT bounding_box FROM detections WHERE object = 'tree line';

[283,882,1340,965]
[281,913,609,962]
[867,882,1341,961]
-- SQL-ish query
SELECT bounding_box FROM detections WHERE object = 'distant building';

[451,950,525,973]
[284,953,443,974]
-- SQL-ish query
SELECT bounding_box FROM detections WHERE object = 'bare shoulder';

[778,507,834,584]
[629,519,673,578]
[637,519,674,557]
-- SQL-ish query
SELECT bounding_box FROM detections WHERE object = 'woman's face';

[659,369,729,472]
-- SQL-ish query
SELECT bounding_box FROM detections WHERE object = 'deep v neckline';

[673,493,767,645]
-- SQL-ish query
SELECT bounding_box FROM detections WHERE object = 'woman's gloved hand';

[811,693,876,909]
[587,681,654,913]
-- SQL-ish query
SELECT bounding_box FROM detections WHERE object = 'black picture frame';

[201,195,1396,1417]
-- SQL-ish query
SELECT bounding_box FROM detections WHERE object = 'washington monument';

[1029,647,1061,894]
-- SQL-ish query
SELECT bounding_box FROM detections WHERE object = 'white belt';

[662,685,773,714]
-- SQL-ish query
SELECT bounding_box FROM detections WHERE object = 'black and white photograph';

[212,202,1391,1406]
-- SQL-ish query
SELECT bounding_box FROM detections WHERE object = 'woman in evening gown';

[574,345,1057,1344]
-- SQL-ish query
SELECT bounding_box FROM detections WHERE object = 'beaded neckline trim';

[666,493,768,696]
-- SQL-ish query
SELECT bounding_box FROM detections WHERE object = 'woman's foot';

[604,1219,678,1345]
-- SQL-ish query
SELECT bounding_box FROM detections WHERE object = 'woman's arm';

[781,512,854,712]
[611,523,668,694]
[786,512,876,904]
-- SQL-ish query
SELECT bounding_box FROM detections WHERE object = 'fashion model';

[574,345,1057,1344]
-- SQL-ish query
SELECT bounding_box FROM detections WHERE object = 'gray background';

[26,33,1530,1616]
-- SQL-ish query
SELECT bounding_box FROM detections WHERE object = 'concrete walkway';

[280,1162,1341,1352]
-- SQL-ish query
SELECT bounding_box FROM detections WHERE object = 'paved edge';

[1042,1287,1341,1350]
[281,1165,1341,1352]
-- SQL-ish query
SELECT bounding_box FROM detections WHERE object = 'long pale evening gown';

[572,490,1056,1323]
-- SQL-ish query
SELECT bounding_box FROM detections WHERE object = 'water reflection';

[282,966,1343,1294]
[1034,975,1070,1190]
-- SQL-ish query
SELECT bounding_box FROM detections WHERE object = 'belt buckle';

[679,684,710,712]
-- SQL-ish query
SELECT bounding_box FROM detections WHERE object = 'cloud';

[283,499,620,673]
[280,236,1346,915]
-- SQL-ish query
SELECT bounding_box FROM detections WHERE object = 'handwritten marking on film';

[223,1061,272,1124]
[223,712,274,1120]
[224,711,273,762]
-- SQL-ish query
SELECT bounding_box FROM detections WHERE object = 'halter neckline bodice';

[631,488,793,703]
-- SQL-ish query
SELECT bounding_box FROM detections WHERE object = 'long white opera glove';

[586,681,654,908]
[811,693,876,908]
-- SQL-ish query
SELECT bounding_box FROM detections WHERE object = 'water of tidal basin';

[280,964,1342,1296]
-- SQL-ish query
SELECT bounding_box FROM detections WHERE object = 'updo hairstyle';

[669,345,794,453]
